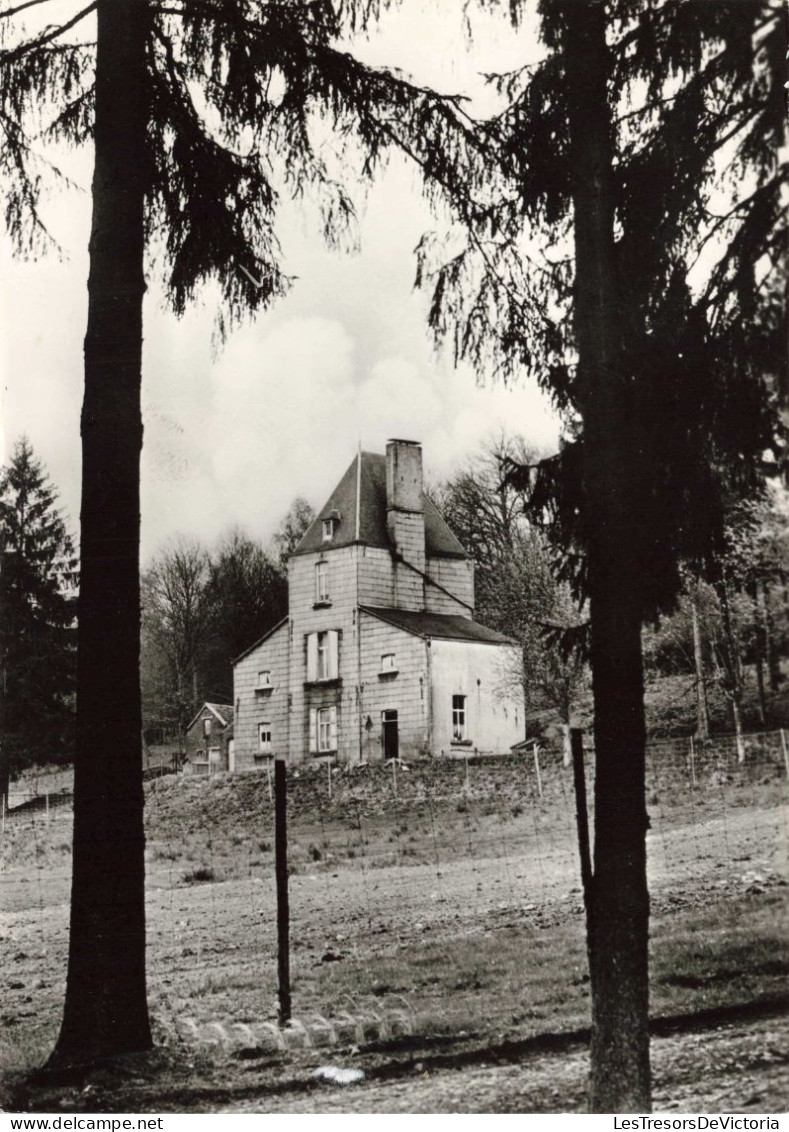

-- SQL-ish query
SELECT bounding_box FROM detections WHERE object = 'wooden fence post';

[1,794,5,837]
[274,757,291,1026]
[327,757,332,803]
[392,756,398,801]
[781,729,789,780]
[689,737,697,787]
[533,742,543,799]
[570,728,593,931]
[265,758,273,806]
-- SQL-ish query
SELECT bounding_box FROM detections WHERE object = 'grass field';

[1,753,787,1112]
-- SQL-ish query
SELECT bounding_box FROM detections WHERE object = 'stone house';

[183,702,234,774]
[233,440,523,769]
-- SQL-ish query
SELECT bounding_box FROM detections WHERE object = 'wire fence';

[2,728,787,1057]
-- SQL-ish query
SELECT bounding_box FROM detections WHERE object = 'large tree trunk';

[562,0,651,1110]
[49,0,152,1065]
[690,585,710,740]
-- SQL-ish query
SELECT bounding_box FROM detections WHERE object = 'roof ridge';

[355,447,362,540]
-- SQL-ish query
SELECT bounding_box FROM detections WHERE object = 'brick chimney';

[386,439,425,609]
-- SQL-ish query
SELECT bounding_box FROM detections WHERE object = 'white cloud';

[2,2,561,563]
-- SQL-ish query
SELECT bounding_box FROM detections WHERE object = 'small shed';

[184,703,234,775]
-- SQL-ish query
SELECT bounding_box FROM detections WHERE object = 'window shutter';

[328,630,339,679]
[309,708,318,753]
[306,633,318,681]
[329,706,337,751]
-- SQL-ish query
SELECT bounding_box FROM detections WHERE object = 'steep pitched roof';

[361,606,517,645]
[293,451,467,559]
[185,702,234,733]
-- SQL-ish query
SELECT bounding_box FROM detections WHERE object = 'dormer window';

[322,507,341,541]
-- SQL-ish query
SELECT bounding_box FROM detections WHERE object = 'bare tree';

[141,537,212,732]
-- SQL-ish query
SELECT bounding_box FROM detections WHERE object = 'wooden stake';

[327,757,332,802]
[392,757,397,801]
[274,758,291,1026]
[570,728,593,925]
[265,758,273,806]
[781,729,789,780]
[533,742,543,799]
[46,793,50,823]
[689,737,697,787]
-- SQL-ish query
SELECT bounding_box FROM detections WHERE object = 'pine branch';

[0,0,59,20]
[0,0,96,61]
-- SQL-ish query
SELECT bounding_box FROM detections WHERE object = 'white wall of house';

[357,614,429,762]
[425,557,475,616]
[233,622,289,772]
[288,545,357,763]
[429,639,523,757]
[357,546,395,607]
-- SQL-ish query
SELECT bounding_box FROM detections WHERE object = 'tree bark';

[562,0,651,1111]
[49,0,152,1065]
[717,577,746,764]
[690,586,710,740]
[756,580,779,694]
[732,695,746,763]
[561,721,572,768]
[749,585,766,724]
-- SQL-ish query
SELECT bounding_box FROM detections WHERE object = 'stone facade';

[233,441,523,767]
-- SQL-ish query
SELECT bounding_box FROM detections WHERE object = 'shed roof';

[293,451,467,559]
[361,606,517,645]
[185,702,234,733]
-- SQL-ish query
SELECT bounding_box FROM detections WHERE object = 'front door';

[382,709,398,761]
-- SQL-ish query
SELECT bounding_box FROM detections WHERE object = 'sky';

[0,0,560,561]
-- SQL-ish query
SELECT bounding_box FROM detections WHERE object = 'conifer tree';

[0,437,77,800]
[1,0,482,1064]
[419,0,785,1110]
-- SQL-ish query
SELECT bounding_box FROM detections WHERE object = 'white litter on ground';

[313,1066,365,1086]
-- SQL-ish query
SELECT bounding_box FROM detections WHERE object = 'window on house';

[307,630,339,681]
[309,706,338,753]
[317,632,330,680]
[315,560,329,603]
[380,653,396,673]
[258,670,271,688]
[322,510,341,541]
[258,722,272,755]
[452,695,467,742]
[203,718,211,736]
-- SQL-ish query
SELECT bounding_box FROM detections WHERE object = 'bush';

[182,866,215,884]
